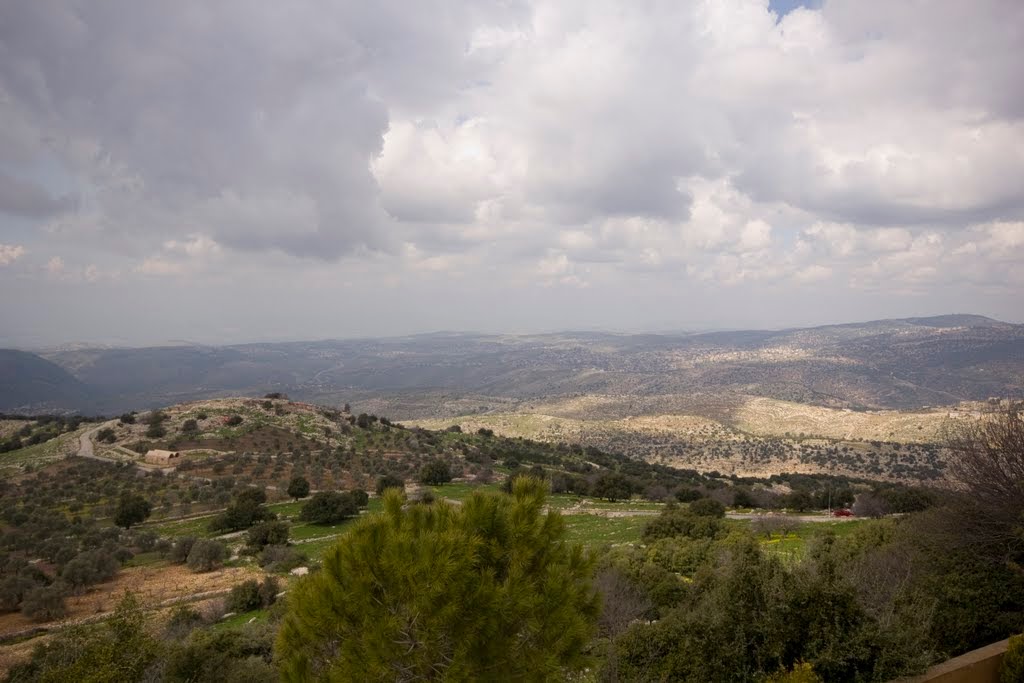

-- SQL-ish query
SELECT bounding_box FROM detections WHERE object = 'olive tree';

[286,476,310,501]
[186,539,227,573]
[114,492,152,529]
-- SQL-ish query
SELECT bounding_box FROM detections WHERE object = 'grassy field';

[0,429,82,472]
[548,495,664,512]
[280,484,665,554]
[137,474,871,564]
[125,551,166,568]
[427,482,500,500]
[562,515,648,546]
[755,518,869,558]
[149,514,222,539]
[297,535,346,558]
[214,607,271,631]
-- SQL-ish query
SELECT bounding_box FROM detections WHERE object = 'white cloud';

[1,1,1023,342]
[794,264,832,284]
[134,258,185,277]
[0,244,25,265]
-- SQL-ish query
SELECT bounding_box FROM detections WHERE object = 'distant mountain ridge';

[0,349,91,413]
[2,314,1022,415]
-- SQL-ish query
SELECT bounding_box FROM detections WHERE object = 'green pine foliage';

[276,477,600,681]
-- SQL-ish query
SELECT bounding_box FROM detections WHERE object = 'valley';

[0,316,1020,679]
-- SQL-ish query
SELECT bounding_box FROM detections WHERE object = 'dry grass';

[409,394,965,482]
[0,421,30,440]
[0,562,264,641]
[733,397,953,442]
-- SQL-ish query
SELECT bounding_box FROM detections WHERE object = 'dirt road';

[726,512,857,523]
[77,428,95,458]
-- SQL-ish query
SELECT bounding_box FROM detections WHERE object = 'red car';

[831,508,854,517]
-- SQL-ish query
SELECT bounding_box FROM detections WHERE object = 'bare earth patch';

[0,562,264,641]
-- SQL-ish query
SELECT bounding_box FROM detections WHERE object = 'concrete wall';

[899,638,1009,683]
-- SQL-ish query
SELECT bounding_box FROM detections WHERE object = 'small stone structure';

[144,449,182,466]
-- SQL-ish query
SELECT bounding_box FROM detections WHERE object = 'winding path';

[77,428,96,458]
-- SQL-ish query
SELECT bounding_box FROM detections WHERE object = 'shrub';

[166,604,204,639]
[119,413,136,425]
[210,489,274,532]
[226,577,280,614]
[170,536,197,564]
[227,580,263,613]
[246,521,290,550]
[592,472,633,501]
[186,539,227,572]
[164,622,277,683]
[114,492,152,529]
[299,492,359,525]
[1003,633,1024,683]
[61,549,120,591]
[96,428,116,444]
[689,498,726,518]
[418,459,452,486]
[259,545,305,573]
[182,418,199,434]
[674,487,702,503]
[643,504,723,542]
[10,594,159,679]
[145,423,167,439]
[226,415,244,427]
[154,537,173,558]
[286,476,310,501]
[21,584,66,622]
[134,530,157,552]
[767,662,822,682]
[0,575,32,612]
[258,576,280,607]
[376,474,404,495]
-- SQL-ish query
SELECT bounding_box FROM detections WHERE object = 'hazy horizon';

[2,1,1022,347]
[6,311,1019,351]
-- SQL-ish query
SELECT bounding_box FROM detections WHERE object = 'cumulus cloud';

[45,256,64,276]
[0,244,26,265]
[0,0,1022,343]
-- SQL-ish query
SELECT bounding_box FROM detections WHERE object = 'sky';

[1,0,1022,347]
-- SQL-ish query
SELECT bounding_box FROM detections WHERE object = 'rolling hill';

[0,349,91,413]
[2,314,1021,417]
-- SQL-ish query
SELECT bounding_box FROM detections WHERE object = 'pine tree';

[276,478,600,681]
